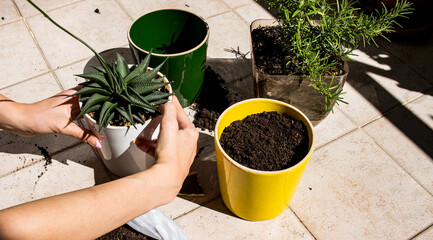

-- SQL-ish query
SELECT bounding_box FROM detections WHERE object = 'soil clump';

[192,67,230,131]
[97,225,155,240]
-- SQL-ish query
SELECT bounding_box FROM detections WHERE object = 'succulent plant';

[75,52,170,130]
[27,0,171,130]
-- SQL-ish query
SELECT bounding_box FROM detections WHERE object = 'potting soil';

[220,111,309,171]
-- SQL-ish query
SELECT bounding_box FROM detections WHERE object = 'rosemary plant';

[260,0,412,109]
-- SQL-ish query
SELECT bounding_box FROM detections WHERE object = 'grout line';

[173,195,222,220]
[0,71,48,92]
[360,123,433,197]
[314,126,359,151]
[16,0,87,18]
[231,4,253,27]
[11,0,23,18]
[288,207,318,240]
[204,9,233,20]
[113,0,134,21]
[21,15,63,89]
[0,156,45,179]
[409,223,433,239]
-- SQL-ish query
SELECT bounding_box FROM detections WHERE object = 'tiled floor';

[1,0,433,239]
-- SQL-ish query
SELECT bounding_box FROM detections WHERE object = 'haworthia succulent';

[27,0,171,130]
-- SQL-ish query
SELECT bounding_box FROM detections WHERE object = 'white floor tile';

[0,72,61,103]
[0,158,95,210]
[0,0,21,25]
[206,11,251,58]
[291,129,433,240]
[235,1,275,26]
[363,92,433,194]
[0,131,80,177]
[0,20,49,89]
[52,143,113,185]
[338,46,432,126]
[26,0,132,69]
[176,198,315,240]
[14,0,82,17]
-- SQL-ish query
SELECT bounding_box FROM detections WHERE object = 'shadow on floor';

[176,58,255,216]
[347,45,433,160]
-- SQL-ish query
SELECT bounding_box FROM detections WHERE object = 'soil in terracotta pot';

[251,25,344,76]
[220,111,309,171]
[97,224,155,240]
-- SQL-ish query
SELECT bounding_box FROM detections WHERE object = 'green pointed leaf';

[127,69,158,86]
[75,72,111,90]
[143,92,172,102]
[93,66,106,73]
[76,93,110,120]
[116,52,129,78]
[127,87,157,112]
[79,96,91,102]
[71,86,111,96]
[106,112,115,127]
[134,104,157,114]
[133,113,145,124]
[116,106,134,126]
[151,76,165,83]
[75,103,102,121]
[129,58,167,85]
[98,101,118,130]
[150,98,169,106]
[115,92,132,104]
[124,50,153,83]
[131,81,169,95]
[83,104,102,116]
[127,104,135,127]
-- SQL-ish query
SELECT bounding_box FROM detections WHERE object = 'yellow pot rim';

[214,98,315,175]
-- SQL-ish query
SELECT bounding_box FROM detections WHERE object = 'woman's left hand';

[0,89,101,148]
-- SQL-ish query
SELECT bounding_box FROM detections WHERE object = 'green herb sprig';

[261,0,412,109]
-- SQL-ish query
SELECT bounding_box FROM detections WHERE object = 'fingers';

[139,115,163,142]
[157,100,178,148]
[170,96,195,130]
[135,139,156,157]
[62,122,101,149]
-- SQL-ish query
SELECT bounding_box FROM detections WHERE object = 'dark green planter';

[128,9,209,107]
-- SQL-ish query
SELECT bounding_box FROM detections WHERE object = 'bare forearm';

[0,165,178,240]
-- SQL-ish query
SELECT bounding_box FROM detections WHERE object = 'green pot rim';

[127,8,210,57]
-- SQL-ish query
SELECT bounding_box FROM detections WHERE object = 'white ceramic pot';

[82,71,172,177]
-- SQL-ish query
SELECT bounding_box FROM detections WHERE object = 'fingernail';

[95,140,102,149]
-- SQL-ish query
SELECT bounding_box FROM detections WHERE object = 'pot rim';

[82,67,172,130]
[127,8,210,57]
[214,98,315,175]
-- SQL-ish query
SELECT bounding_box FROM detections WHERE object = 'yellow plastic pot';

[214,98,315,221]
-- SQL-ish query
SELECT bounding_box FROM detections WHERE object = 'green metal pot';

[128,9,209,107]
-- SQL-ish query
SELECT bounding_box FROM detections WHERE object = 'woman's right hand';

[135,96,199,200]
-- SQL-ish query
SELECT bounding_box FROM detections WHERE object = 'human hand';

[136,96,199,198]
[1,88,100,148]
